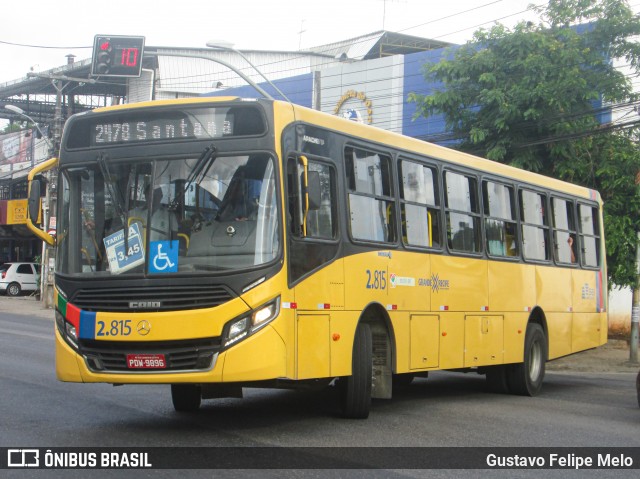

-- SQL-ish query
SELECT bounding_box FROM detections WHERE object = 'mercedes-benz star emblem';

[137,320,151,336]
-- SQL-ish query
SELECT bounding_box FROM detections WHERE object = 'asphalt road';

[0,298,638,479]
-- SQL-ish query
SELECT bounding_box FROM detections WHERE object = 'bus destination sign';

[65,105,266,149]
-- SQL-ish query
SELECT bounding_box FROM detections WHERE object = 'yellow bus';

[27,97,607,418]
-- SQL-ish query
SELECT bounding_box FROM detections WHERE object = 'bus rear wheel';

[171,384,202,412]
[340,322,372,419]
[507,323,547,396]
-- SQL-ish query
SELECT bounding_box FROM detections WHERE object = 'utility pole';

[630,168,640,363]
[35,77,68,307]
[20,72,95,306]
[41,79,66,308]
[631,230,639,363]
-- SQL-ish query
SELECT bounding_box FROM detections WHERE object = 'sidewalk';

[0,294,54,320]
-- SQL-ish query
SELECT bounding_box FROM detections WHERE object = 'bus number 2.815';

[96,319,132,337]
[366,269,387,290]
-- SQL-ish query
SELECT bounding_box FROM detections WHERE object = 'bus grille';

[79,337,221,373]
[70,284,234,312]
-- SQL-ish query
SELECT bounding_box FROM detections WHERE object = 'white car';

[0,262,41,296]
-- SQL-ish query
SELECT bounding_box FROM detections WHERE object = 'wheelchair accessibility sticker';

[103,223,145,274]
[148,240,179,274]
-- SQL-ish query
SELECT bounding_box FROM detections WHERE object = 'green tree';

[1,122,24,134]
[409,0,640,288]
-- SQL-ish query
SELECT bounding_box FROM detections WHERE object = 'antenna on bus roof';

[206,40,292,103]
[145,49,275,101]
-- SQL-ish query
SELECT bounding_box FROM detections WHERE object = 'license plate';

[126,354,166,369]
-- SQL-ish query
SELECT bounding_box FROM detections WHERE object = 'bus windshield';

[58,152,279,277]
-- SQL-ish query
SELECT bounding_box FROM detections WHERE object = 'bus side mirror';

[26,157,58,247]
[307,170,321,211]
[28,180,41,223]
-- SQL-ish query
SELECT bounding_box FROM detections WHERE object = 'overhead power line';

[0,39,90,49]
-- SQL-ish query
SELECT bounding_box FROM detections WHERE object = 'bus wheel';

[171,384,202,412]
[341,322,372,419]
[507,323,547,396]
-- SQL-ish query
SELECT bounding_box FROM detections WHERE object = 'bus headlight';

[55,310,79,350]
[227,317,250,344]
[222,297,280,349]
[251,299,280,331]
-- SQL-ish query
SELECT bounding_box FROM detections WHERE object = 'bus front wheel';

[507,323,547,396]
[340,322,372,419]
[171,384,202,412]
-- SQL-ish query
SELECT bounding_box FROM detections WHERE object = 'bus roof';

[85,97,600,202]
[284,101,600,202]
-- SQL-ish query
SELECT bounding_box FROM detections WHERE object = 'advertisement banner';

[0,130,32,165]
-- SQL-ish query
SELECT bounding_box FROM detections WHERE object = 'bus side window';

[287,158,303,236]
[346,147,396,243]
[483,180,518,258]
[399,159,441,248]
[551,197,577,264]
[519,189,550,262]
[578,204,600,267]
[444,171,481,253]
[287,157,336,240]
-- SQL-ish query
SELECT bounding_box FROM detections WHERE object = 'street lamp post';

[146,50,275,100]
[205,41,292,103]
[4,105,54,152]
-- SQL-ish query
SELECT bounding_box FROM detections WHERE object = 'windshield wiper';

[170,143,217,210]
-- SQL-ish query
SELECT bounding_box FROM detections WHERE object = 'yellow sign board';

[7,199,40,224]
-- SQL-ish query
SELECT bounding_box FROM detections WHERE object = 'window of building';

[345,146,396,243]
[444,171,481,253]
[519,189,549,261]
[399,159,440,248]
[483,181,518,257]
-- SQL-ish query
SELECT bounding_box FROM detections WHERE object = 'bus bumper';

[55,323,287,384]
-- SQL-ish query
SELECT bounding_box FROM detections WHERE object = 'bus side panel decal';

[596,270,603,313]
[79,311,98,339]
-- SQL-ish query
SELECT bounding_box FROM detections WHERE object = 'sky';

[0,0,544,84]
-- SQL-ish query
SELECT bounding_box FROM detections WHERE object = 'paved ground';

[1,294,638,373]
[0,294,53,320]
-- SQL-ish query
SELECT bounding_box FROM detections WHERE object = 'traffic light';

[91,35,145,77]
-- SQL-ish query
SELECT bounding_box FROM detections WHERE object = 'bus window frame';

[397,156,443,252]
[285,152,341,287]
[481,177,520,261]
[518,186,552,265]
[344,143,398,247]
[286,153,340,244]
[550,195,579,267]
[442,167,483,257]
[576,201,602,270]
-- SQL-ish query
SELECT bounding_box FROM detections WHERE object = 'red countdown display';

[91,35,145,77]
